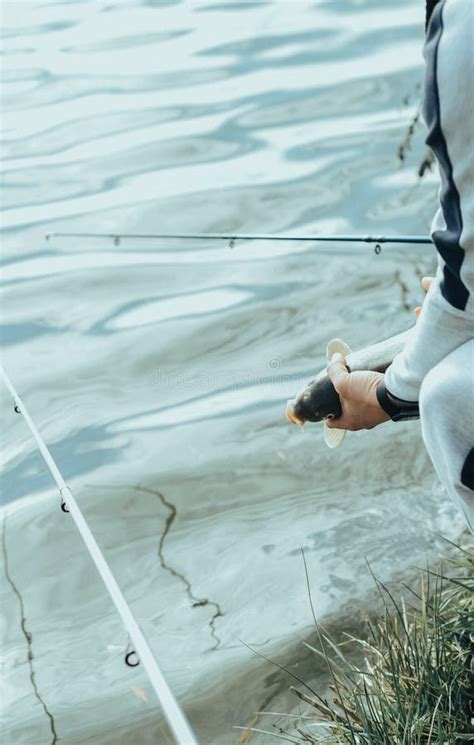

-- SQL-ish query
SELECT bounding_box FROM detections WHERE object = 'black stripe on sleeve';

[422,1,469,311]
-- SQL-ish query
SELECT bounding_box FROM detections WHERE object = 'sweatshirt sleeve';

[383,0,474,403]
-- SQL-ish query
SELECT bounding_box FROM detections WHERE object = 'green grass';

[242,541,473,744]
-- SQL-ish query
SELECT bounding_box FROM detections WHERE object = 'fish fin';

[324,421,347,449]
[326,338,351,361]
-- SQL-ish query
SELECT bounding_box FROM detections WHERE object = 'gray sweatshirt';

[384,0,473,402]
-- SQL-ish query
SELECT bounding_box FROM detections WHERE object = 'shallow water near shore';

[0,1,465,743]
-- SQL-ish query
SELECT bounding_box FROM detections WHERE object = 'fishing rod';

[1,366,199,745]
[45,231,432,246]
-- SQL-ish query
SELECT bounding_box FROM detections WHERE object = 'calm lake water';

[0,1,464,743]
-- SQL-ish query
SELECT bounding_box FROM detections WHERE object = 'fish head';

[287,376,341,425]
[287,395,324,424]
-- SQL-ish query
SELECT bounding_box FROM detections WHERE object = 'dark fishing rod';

[45,231,432,246]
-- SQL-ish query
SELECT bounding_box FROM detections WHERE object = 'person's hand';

[325,276,434,432]
[325,355,390,431]
[414,276,434,319]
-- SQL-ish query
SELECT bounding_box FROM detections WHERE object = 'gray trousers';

[420,339,474,532]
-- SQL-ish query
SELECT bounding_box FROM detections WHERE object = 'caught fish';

[286,329,411,448]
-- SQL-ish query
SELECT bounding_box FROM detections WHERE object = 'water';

[0,2,464,744]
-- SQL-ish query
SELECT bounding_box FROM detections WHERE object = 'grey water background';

[0,1,465,743]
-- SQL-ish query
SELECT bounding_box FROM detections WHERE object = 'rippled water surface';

[1,2,465,744]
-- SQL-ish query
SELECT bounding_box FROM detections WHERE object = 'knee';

[420,342,472,423]
[419,365,444,428]
[419,360,468,481]
[419,361,461,457]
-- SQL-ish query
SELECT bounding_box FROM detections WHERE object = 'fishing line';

[1,366,199,745]
[46,231,432,246]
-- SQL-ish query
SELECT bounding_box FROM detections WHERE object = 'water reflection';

[1,1,456,743]
[104,287,251,330]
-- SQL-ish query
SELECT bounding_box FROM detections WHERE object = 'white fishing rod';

[1,366,199,745]
[46,231,432,246]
